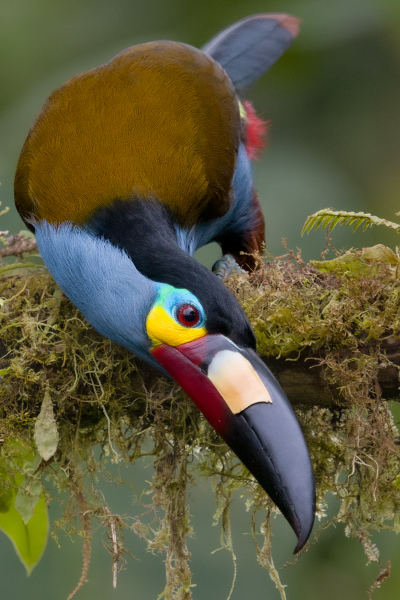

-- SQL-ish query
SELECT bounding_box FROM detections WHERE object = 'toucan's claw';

[212,254,245,279]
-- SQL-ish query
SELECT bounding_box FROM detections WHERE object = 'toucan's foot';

[212,254,246,279]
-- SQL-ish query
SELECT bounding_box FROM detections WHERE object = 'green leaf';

[0,441,49,573]
[302,209,400,236]
[34,389,59,461]
[310,245,400,279]
[12,452,42,525]
[0,491,49,575]
[15,478,43,525]
[362,244,399,266]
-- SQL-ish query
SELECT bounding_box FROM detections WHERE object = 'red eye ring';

[176,304,200,327]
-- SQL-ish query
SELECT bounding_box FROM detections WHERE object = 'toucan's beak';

[152,334,315,552]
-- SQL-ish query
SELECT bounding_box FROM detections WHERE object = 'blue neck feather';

[35,222,159,367]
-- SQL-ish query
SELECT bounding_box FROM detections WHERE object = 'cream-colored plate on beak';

[207,349,272,414]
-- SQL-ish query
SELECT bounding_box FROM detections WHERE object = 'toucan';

[14,14,315,551]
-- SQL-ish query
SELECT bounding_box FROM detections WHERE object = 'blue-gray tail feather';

[202,13,299,91]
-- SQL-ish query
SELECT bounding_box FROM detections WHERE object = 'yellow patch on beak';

[207,350,272,414]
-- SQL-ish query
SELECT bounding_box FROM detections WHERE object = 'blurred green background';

[2,0,400,598]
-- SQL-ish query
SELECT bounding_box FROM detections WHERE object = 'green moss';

[1,241,400,598]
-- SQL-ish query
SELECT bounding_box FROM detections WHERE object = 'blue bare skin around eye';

[154,283,205,329]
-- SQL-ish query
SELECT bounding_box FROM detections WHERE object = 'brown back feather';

[15,41,240,228]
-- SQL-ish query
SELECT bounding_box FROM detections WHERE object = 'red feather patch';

[243,100,268,160]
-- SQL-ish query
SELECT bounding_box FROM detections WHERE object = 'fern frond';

[301,210,400,236]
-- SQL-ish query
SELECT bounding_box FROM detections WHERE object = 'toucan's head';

[148,283,315,554]
[35,221,314,552]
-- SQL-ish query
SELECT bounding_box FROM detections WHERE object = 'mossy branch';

[1,236,400,599]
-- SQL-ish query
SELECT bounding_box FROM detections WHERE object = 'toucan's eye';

[176,304,200,327]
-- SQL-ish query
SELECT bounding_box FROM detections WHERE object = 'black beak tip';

[293,522,313,554]
[236,398,316,554]
[294,539,305,554]
[291,497,315,553]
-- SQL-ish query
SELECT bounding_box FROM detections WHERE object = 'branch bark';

[265,335,400,406]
